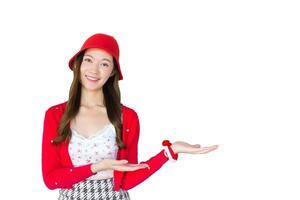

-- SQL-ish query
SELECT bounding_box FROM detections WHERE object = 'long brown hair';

[52,50,127,149]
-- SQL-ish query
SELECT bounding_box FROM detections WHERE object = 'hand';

[170,141,219,154]
[92,159,150,173]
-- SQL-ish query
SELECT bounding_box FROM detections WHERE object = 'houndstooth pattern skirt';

[58,178,130,200]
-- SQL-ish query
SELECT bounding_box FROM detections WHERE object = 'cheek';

[105,69,113,76]
[80,70,85,79]
[107,68,114,76]
[80,63,88,71]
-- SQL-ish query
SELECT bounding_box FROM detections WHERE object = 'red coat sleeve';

[41,108,97,190]
[120,111,170,190]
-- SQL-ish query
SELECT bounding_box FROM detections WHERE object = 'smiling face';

[80,48,115,91]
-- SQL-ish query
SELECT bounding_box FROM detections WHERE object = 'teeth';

[86,75,99,81]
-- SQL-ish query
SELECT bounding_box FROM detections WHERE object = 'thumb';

[119,159,128,164]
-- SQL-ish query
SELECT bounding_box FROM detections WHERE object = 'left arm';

[120,111,219,190]
[120,111,170,190]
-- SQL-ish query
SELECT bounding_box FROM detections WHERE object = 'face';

[80,48,114,91]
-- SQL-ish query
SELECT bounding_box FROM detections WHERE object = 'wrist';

[91,160,108,173]
[162,140,178,161]
[170,144,178,154]
[91,163,97,173]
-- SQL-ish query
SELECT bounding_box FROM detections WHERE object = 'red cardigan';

[41,101,170,192]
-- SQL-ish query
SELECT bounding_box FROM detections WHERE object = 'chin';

[83,83,103,91]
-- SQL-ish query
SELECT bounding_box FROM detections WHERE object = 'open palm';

[171,141,219,154]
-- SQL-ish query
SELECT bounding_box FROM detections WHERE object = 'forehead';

[84,48,113,60]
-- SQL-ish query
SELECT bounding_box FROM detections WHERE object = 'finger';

[131,166,148,171]
[116,165,148,171]
[197,146,218,154]
[142,164,150,169]
[123,163,142,167]
[187,145,218,154]
[187,146,204,152]
[136,165,149,169]
[193,144,201,148]
[135,164,150,170]
[139,162,150,169]
[124,163,149,170]
[126,163,150,169]
[199,145,218,151]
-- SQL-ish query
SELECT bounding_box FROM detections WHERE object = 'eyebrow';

[84,54,112,63]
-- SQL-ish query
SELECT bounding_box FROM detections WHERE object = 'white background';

[0,0,299,199]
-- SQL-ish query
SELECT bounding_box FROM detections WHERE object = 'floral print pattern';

[68,123,119,180]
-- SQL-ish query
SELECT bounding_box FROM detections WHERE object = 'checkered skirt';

[58,178,130,200]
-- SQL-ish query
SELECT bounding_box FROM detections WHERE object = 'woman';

[41,33,219,200]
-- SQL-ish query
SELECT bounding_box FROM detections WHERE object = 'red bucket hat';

[68,33,123,80]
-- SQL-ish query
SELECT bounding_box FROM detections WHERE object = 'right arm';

[42,108,148,190]
[41,108,98,190]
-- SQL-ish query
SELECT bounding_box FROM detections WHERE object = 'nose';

[89,61,102,73]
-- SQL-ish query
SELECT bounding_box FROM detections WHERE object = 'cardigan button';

[164,150,168,158]
[50,140,54,143]
[70,168,73,172]
[55,181,58,185]
[55,107,59,109]
[125,128,130,132]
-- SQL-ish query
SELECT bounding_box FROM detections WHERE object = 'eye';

[83,58,92,62]
[101,63,110,67]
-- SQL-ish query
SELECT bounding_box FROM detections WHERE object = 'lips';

[85,75,100,82]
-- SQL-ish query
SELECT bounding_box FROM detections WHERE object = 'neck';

[81,87,105,107]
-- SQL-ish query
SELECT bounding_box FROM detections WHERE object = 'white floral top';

[68,123,119,180]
